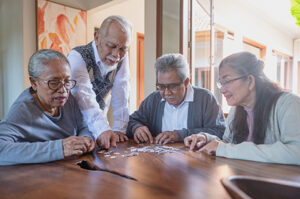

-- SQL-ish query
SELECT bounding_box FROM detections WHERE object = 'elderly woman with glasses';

[0,49,95,165]
[184,51,300,165]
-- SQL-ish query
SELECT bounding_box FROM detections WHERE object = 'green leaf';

[291,0,300,26]
[291,0,300,5]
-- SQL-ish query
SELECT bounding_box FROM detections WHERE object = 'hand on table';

[96,130,118,149]
[62,136,95,158]
[133,126,153,144]
[184,133,207,151]
[155,131,179,145]
[198,140,219,156]
[113,131,128,142]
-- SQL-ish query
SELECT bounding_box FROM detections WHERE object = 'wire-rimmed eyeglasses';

[217,75,248,89]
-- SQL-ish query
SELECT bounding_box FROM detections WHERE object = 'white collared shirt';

[161,84,194,132]
[67,40,130,138]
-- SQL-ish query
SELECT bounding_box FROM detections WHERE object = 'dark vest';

[74,42,122,110]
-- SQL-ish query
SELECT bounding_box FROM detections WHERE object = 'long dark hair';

[219,52,284,144]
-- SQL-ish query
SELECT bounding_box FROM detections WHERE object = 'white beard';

[102,60,118,69]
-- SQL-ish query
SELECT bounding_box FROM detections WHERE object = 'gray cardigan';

[127,86,225,140]
[0,88,93,165]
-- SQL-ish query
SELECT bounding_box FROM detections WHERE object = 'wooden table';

[1,140,300,199]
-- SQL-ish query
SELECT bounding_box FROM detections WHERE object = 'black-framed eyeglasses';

[217,75,248,89]
[156,82,183,92]
[40,79,77,90]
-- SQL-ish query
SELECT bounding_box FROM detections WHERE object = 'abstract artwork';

[37,0,87,55]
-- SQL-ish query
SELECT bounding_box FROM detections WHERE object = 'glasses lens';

[70,80,76,89]
[156,85,165,91]
[64,80,76,90]
[64,81,71,89]
[48,80,60,90]
[168,84,181,92]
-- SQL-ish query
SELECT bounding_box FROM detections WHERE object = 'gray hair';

[219,51,264,78]
[98,15,132,41]
[28,49,69,79]
[155,53,190,82]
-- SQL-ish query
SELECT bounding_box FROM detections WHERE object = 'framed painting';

[37,0,87,55]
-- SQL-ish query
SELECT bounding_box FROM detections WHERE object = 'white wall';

[0,0,24,118]
[23,0,36,89]
[87,0,145,116]
[144,0,157,98]
[215,0,298,92]
[0,0,36,118]
[215,0,294,56]
[0,1,4,118]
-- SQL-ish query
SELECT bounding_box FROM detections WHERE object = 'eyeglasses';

[156,82,183,92]
[217,75,248,89]
[40,79,77,90]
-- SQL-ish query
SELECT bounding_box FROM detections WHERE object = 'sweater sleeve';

[216,94,300,165]
[126,93,156,138]
[0,123,64,166]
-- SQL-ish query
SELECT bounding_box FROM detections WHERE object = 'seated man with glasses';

[0,49,95,165]
[126,53,225,144]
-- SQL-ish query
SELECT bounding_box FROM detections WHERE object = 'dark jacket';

[126,86,225,141]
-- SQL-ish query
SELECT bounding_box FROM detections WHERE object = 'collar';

[92,40,117,75]
[92,40,101,64]
[185,84,194,102]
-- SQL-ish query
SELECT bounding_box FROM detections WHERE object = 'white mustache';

[106,56,119,62]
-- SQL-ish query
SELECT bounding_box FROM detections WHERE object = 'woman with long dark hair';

[184,51,300,165]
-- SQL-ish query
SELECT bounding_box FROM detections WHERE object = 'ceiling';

[236,0,300,38]
[49,0,113,10]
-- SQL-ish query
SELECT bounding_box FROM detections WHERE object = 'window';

[243,37,266,61]
[273,50,293,91]
[157,0,181,57]
[190,0,211,89]
[188,0,224,111]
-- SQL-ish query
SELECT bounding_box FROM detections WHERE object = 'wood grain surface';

[1,140,300,199]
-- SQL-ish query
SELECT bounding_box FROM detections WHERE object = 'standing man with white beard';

[68,15,132,149]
